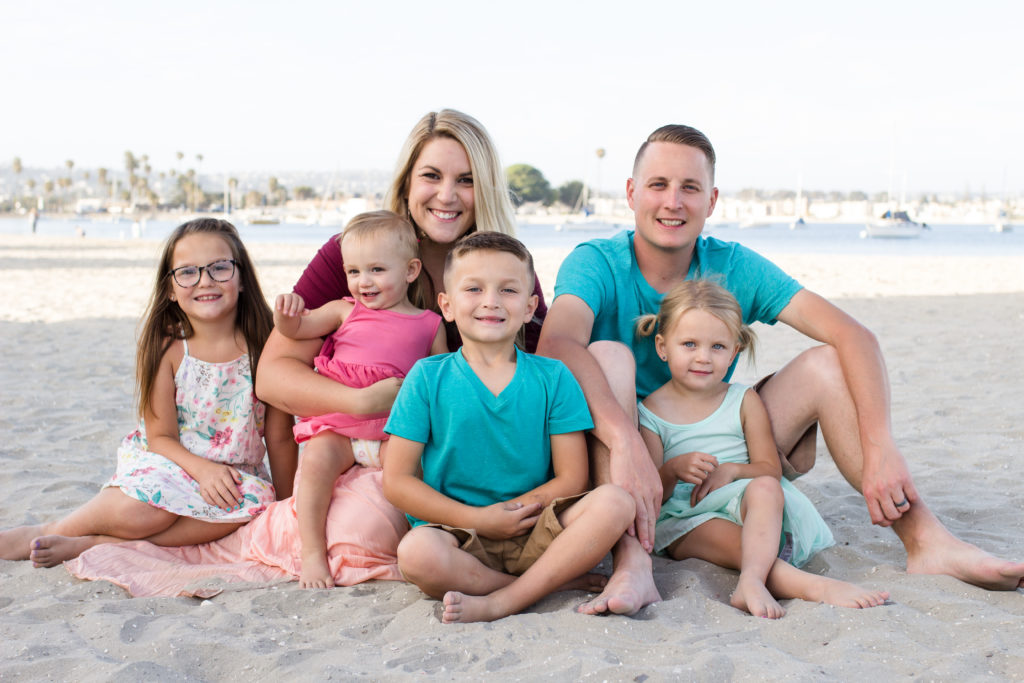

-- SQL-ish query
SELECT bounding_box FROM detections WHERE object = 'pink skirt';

[65,466,408,597]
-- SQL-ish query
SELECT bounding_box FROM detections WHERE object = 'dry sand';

[1,234,1022,681]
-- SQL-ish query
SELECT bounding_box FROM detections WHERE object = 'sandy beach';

[1,233,1022,681]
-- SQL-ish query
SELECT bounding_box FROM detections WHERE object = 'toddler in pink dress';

[273,211,447,588]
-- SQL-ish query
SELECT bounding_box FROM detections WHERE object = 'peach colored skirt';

[65,466,407,597]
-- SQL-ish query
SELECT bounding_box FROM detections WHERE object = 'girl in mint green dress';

[636,280,889,619]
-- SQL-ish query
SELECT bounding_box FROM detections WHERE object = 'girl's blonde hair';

[636,279,756,362]
[337,210,422,306]
[385,109,517,239]
[136,218,273,418]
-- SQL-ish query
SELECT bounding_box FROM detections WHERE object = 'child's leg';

[398,526,518,599]
[665,477,787,618]
[733,476,787,618]
[765,559,890,608]
[296,432,355,588]
[1,487,180,566]
[442,484,634,624]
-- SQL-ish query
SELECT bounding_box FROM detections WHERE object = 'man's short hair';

[633,124,716,182]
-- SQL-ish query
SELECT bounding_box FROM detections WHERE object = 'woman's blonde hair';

[137,218,272,418]
[385,109,517,238]
[636,279,756,362]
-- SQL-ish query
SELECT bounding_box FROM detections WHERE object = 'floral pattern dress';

[105,341,275,522]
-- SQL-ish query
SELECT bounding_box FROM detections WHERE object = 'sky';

[3,0,1022,196]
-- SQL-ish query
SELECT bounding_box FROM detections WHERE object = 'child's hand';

[690,462,735,506]
[475,501,543,540]
[193,460,245,512]
[274,293,308,318]
[674,451,719,487]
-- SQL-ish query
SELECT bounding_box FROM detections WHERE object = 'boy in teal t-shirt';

[383,232,634,624]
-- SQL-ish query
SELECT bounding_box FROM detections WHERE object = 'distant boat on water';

[245,211,281,225]
[789,216,806,230]
[860,210,925,239]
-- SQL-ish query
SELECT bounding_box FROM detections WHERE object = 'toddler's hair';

[337,210,421,306]
[636,279,756,362]
[337,210,418,260]
[136,217,273,418]
[443,231,536,291]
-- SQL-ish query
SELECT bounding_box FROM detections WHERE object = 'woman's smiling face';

[406,136,476,245]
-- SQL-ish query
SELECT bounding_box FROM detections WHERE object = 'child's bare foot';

[29,535,96,567]
[0,525,45,561]
[816,578,890,608]
[731,575,785,619]
[560,572,608,594]
[577,539,661,616]
[441,591,508,624]
[298,551,334,589]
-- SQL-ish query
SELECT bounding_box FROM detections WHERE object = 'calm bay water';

[2,216,1022,258]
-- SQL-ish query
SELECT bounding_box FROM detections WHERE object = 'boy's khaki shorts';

[427,493,585,576]
[754,373,817,480]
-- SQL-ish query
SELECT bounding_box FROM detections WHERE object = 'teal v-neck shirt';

[385,348,593,527]
[554,230,802,398]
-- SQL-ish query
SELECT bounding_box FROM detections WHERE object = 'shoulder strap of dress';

[182,337,189,357]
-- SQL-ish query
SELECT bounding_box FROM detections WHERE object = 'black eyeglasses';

[168,259,237,287]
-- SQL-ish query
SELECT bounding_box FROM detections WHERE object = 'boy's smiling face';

[439,249,538,347]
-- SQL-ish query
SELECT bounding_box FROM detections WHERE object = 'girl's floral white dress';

[105,341,275,522]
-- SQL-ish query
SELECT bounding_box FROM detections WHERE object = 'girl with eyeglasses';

[0,218,297,567]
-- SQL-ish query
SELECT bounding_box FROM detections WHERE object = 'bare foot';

[817,578,890,608]
[576,540,661,616]
[441,591,507,624]
[29,535,97,567]
[731,575,785,619]
[904,523,1024,590]
[559,572,608,594]
[298,551,334,589]
[0,525,45,561]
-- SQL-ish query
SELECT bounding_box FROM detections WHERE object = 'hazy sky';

[4,0,1022,195]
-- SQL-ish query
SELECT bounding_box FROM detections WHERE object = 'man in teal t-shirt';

[538,123,1024,616]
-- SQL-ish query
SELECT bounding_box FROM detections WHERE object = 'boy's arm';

[537,294,662,550]
[263,405,298,500]
[507,431,589,509]
[382,435,543,539]
[273,296,351,341]
[776,289,915,525]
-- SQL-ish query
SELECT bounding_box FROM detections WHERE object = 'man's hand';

[860,443,918,527]
[474,501,543,539]
[608,429,663,552]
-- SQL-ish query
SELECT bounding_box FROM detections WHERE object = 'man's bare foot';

[731,575,785,619]
[816,578,890,608]
[298,551,334,589]
[0,525,45,561]
[576,539,661,616]
[441,591,507,624]
[903,519,1024,590]
[29,535,96,567]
